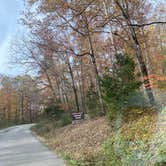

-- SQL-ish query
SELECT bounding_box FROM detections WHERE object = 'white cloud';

[0,0,25,75]
[0,35,11,74]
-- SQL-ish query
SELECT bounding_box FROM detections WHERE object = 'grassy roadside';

[32,107,165,165]
[0,120,18,130]
[0,119,36,130]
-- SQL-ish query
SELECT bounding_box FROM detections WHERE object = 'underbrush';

[32,106,165,166]
[0,120,31,130]
[122,106,157,142]
[63,107,160,166]
[0,120,16,129]
[32,113,72,136]
[32,102,72,135]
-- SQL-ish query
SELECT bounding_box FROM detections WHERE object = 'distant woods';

[2,0,166,122]
[0,75,41,123]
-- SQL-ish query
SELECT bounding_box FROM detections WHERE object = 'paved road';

[0,124,64,166]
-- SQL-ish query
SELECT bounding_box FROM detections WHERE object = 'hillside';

[32,107,166,166]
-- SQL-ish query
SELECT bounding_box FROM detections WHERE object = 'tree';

[11,0,166,118]
[0,75,41,123]
[101,54,141,120]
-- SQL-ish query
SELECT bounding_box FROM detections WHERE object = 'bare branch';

[68,47,92,57]
[129,21,166,27]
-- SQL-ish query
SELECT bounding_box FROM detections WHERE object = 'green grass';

[0,120,16,130]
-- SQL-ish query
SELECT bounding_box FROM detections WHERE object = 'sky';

[0,0,164,76]
[0,0,24,76]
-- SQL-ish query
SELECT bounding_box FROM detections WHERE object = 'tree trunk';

[29,101,32,123]
[115,0,156,105]
[80,57,87,113]
[20,90,24,122]
[67,55,80,112]
[85,16,105,114]
[60,75,71,111]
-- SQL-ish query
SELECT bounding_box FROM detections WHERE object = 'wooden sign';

[71,112,84,121]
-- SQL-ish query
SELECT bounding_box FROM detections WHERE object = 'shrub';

[33,102,72,135]
[121,107,157,142]
[63,152,107,166]
[45,102,64,119]
[127,92,150,107]
[32,113,72,136]
[154,161,166,166]
[0,120,15,129]
[56,113,72,127]
[101,53,141,121]
[102,137,123,166]
[101,137,153,166]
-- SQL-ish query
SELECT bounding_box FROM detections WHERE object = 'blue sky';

[0,0,164,76]
[0,0,24,76]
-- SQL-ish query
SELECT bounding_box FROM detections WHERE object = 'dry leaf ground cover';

[32,117,110,161]
[32,107,160,165]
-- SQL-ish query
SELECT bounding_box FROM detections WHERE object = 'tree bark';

[66,55,80,112]
[85,16,105,114]
[21,90,24,122]
[80,57,87,113]
[115,0,156,105]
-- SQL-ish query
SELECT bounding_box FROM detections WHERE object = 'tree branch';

[69,47,92,57]
[129,21,166,27]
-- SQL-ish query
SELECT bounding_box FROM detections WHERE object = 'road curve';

[0,124,64,166]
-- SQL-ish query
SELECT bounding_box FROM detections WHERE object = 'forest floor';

[32,117,110,161]
[32,107,166,165]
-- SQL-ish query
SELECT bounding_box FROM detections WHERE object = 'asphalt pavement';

[0,124,64,166]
